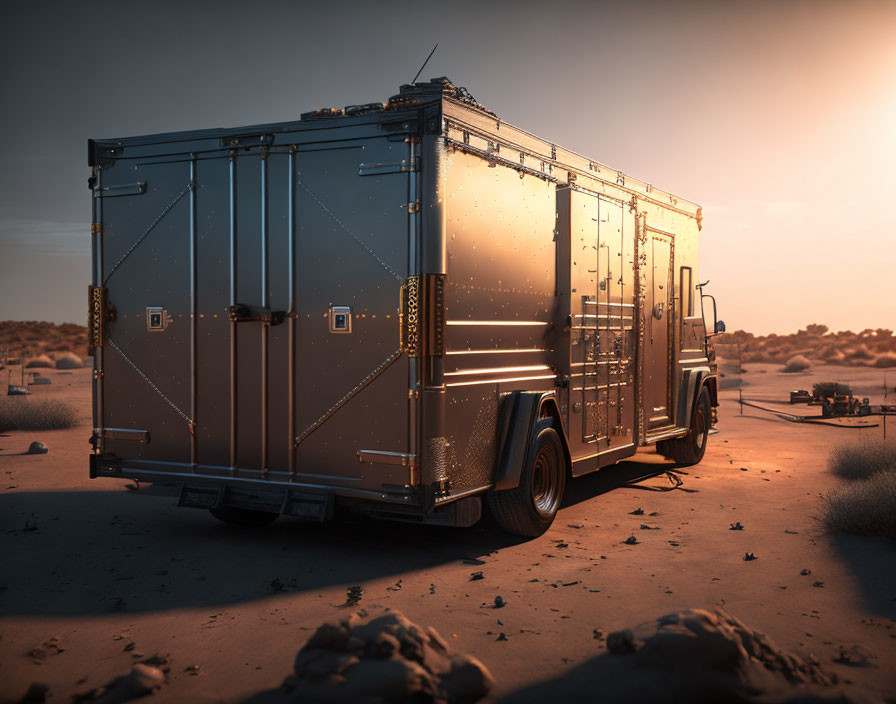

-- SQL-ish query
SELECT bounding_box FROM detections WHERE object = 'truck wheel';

[658,387,711,466]
[487,422,566,537]
[209,506,278,527]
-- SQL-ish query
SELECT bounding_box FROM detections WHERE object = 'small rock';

[813,581,824,588]
[639,524,658,530]
[27,442,48,455]
[494,596,506,608]
[729,522,744,531]
[623,535,638,545]
[593,628,604,640]
[800,569,811,576]
[629,508,644,515]
[496,632,507,641]
[743,552,757,561]
[470,571,484,581]
[834,644,875,666]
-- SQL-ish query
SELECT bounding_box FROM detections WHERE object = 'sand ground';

[1,362,894,702]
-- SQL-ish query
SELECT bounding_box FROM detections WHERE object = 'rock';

[743,552,757,561]
[470,571,484,581]
[499,608,873,704]
[833,644,875,666]
[27,441,48,455]
[20,682,49,704]
[801,569,811,576]
[623,535,638,545]
[74,664,165,704]
[279,609,493,703]
[494,595,507,608]
[629,508,645,515]
[729,522,744,530]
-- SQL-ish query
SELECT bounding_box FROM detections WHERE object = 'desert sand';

[1,360,894,702]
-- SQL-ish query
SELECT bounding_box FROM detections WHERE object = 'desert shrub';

[828,441,896,480]
[812,382,852,398]
[782,354,811,373]
[821,471,896,539]
[24,354,54,368]
[873,353,896,368]
[0,398,78,431]
[55,351,83,369]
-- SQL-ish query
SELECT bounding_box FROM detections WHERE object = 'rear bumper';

[90,454,420,505]
[90,455,483,527]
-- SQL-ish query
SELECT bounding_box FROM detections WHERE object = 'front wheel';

[658,387,711,466]
[487,423,566,537]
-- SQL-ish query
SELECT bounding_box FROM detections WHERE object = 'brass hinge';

[399,274,446,357]
[91,223,102,234]
[405,201,420,214]
[87,285,108,352]
[399,276,420,357]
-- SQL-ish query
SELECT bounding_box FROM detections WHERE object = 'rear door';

[96,128,415,494]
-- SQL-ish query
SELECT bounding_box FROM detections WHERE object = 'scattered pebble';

[629,508,644,515]
[470,571,484,581]
[743,552,757,561]
[800,569,811,576]
[345,585,363,606]
[27,441,48,455]
[623,536,639,545]
[494,596,506,608]
[729,522,744,531]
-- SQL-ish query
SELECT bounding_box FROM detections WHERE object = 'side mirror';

[715,320,726,334]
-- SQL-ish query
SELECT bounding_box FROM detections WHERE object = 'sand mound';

[24,354,54,369]
[55,351,83,369]
[500,608,878,704]
[280,609,494,703]
[782,354,811,373]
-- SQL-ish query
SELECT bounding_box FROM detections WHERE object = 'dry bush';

[24,354,54,368]
[782,354,811,373]
[55,351,83,369]
[874,353,896,368]
[828,441,896,480]
[821,471,896,539]
[812,381,852,398]
[0,397,79,431]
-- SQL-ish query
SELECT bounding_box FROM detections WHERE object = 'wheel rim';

[532,442,560,516]
[693,404,707,449]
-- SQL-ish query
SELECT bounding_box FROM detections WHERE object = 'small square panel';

[146,306,168,331]
[329,305,351,334]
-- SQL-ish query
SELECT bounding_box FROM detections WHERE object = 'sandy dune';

[1,362,894,702]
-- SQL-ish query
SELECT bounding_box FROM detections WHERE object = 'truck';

[87,77,723,537]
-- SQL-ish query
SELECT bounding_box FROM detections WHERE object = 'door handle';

[228,304,286,326]
[653,302,664,320]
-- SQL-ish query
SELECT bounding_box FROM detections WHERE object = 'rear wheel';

[209,506,278,527]
[658,387,711,466]
[487,422,566,537]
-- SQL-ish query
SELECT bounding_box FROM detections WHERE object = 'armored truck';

[87,78,722,536]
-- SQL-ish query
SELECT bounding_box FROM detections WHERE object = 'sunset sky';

[0,0,893,334]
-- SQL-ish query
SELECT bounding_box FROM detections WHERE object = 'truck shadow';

[0,458,682,618]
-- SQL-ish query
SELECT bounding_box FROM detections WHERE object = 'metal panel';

[644,230,673,428]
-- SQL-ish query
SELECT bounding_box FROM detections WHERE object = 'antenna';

[411,44,438,85]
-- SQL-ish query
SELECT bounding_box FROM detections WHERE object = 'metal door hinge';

[403,201,420,214]
[91,223,102,234]
[88,285,108,352]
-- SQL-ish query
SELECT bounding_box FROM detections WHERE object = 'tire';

[658,387,711,466]
[487,422,566,537]
[209,506,278,527]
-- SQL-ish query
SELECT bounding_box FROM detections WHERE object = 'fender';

[493,391,572,491]
[676,367,718,429]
